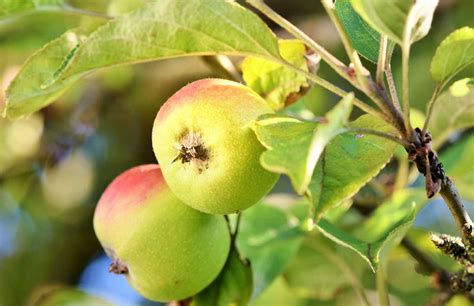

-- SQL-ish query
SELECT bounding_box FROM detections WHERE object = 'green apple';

[93,164,230,302]
[152,78,279,215]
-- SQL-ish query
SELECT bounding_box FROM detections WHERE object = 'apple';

[93,164,230,302]
[152,78,279,215]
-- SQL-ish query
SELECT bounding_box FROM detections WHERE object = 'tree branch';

[439,178,474,251]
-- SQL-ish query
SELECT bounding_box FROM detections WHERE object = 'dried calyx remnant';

[106,248,129,274]
[109,258,129,274]
[172,132,210,173]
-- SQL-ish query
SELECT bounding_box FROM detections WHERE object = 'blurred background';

[0,0,473,305]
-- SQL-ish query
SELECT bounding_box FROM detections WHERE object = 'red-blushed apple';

[93,164,230,302]
[152,78,279,215]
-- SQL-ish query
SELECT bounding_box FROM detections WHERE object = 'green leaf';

[350,0,438,47]
[335,0,393,63]
[192,248,253,306]
[242,39,309,110]
[36,288,113,306]
[431,27,474,85]
[4,28,90,119]
[284,236,356,300]
[316,189,425,271]
[441,135,474,201]
[0,0,64,19]
[4,0,280,118]
[308,114,398,217]
[236,201,305,300]
[252,277,305,306]
[253,94,353,195]
[428,83,474,147]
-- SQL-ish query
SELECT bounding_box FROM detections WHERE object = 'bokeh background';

[0,0,473,305]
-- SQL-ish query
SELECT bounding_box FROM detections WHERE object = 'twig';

[248,0,409,136]
[376,265,390,306]
[439,178,474,252]
[401,46,412,137]
[376,36,388,86]
[320,0,370,92]
[320,0,407,136]
[431,233,472,267]
[385,60,402,113]
[232,212,242,243]
[422,85,442,134]
[224,215,232,234]
[274,58,388,121]
[246,0,352,87]
[347,127,409,147]
[34,4,113,20]
[369,79,407,137]
[201,55,242,82]
[401,238,448,277]
[60,5,113,20]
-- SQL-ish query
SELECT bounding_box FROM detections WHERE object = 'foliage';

[1,0,474,305]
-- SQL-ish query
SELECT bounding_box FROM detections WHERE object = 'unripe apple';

[93,164,230,302]
[152,79,279,215]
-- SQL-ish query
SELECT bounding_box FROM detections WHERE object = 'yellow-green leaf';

[242,39,309,110]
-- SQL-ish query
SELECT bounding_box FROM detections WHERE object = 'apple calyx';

[105,247,129,274]
[108,258,129,274]
[172,132,209,174]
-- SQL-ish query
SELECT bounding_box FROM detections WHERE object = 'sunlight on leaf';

[428,83,474,147]
[431,27,474,85]
[4,0,280,118]
[449,78,474,97]
[350,0,438,48]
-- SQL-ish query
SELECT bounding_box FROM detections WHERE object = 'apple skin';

[93,164,230,302]
[152,79,279,215]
